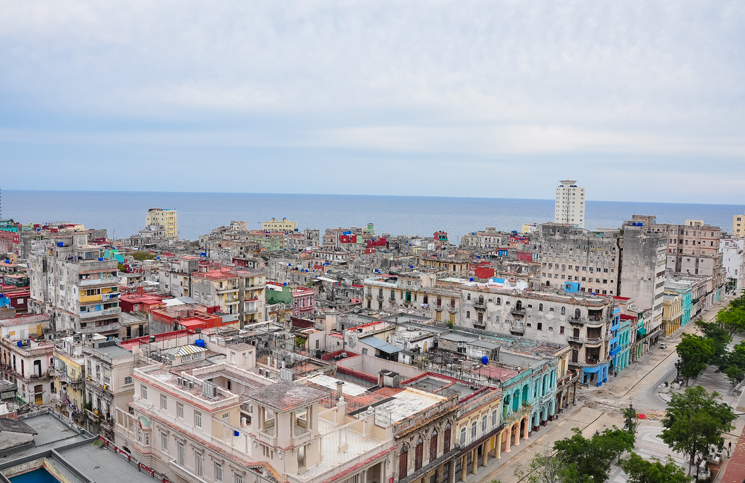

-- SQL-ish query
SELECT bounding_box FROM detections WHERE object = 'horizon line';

[3,188,745,208]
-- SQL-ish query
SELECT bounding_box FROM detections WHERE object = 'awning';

[139,416,151,430]
[637,327,647,337]
[361,336,401,354]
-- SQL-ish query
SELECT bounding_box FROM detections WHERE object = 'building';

[662,293,684,337]
[190,266,266,325]
[537,223,620,295]
[262,217,297,232]
[29,233,122,336]
[146,208,178,239]
[641,217,722,276]
[554,179,585,228]
[52,335,86,420]
[0,313,54,406]
[734,213,745,238]
[721,238,745,293]
[619,220,667,333]
[458,286,616,387]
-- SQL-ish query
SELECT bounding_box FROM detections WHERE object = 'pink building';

[292,287,315,318]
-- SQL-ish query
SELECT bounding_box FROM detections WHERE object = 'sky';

[1,1,744,203]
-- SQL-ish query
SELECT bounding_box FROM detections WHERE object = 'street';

[469,295,740,483]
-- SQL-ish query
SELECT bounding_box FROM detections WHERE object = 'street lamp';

[675,359,681,382]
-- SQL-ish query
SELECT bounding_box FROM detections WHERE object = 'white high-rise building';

[554,179,586,228]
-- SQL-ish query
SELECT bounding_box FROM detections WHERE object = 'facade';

[52,336,86,419]
[734,214,745,238]
[720,238,745,293]
[0,313,54,406]
[554,179,585,228]
[190,266,266,325]
[291,287,315,318]
[662,293,684,336]
[537,223,619,295]
[262,217,297,232]
[642,218,722,276]
[146,208,178,239]
[619,221,667,333]
[458,286,615,387]
[29,233,121,336]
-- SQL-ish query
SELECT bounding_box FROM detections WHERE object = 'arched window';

[561,307,566,315]
[574,308,581,319]
[443,424,451,453]
[399,445,409,480]
[467,293,471,301]
[496,297,501,305]
[539,303,543,311]
[430,431,438,462]
[415,438,424,471]
[491,410,498,428]
[459,427,467,446]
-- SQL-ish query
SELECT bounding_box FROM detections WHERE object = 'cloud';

[0,0,744,200]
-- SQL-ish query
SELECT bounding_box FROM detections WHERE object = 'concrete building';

[721,238,745,293]
[0,313,54,406]
[51,335,86,420]
[458,286,616,387]
[29,233,121,336]
[641,217,722,276]
[554,179,585,228]
[146,208,178,239]
[662,293,684,337]
[190,266,266,325]
[537,223,620,295]
[262,217,297,232]
[734,213,745,238]
[619,220,667,333]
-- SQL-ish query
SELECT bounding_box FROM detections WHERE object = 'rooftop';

[246,381,327,412]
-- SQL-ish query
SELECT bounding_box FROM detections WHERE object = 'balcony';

[510,326,525,335]
[434,304,443,312]
[79,276,119,288]
[257,429,277,447]
[586,318,605,328]
[584,337,603,347]
[584,359,603,367]
[82,322,121,335]
[80,307,120,320]
[448,305,457,314]
[217,287,239,294]
[609,346,621,357]
[473,320,486,329]
[511,307,526,317]
[568,316,585,325]
[473,300,486,310]
[566,336,584,344]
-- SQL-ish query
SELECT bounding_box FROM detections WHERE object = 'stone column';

[448,460,455,483]
[523,417,530,439]
[461,456,467,482]
[504,428,510,453]
[513,423,520,446]
[496,433,501,459]
[482,443,488,467]
[471,449,477,475]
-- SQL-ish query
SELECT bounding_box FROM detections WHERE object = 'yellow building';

[662,293,683,336]
[734,214,745,238]
[145,208,178,238]
[521,223,537,234]
[261,217,297,232]
[53,340,86,420]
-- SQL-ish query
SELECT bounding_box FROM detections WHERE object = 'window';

[560,326,565,334]
[537,323,543,330]
[491,410,498,428]
[561,307,566,315]
[195,452,204,477]
[362,348,368,355]
[124,376,132,385]
[460,427,466,445]
[471,421,477,439]
[215,462,223,482]
[195,411,202,428]
[481,416,487,433]
[466,311,470,318]
[539,303,543,311]
[161,431,168,451]
[177,402,184,419]
[161,394,167,410]
[234,474,244,483]
[177,442,185,465]
[141,385,147,400]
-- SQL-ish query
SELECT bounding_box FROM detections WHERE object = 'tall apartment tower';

[145,208,178,239]
[554,180,586,228]
[733,213,745,238]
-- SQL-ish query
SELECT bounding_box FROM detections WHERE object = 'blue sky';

[1,1,744,203]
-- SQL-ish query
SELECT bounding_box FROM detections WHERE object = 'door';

[430,432,438,462]
[415,439,423,471]
[399,449,408,480]
[443,425,451,453]
[34,385,43,405]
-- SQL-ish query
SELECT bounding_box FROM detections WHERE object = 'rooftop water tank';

[57,242,63,247]
[195,339,206,348]
[481,356,488,364]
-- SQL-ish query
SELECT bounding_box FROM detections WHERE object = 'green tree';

[553,427,635,483]
[622,406,640,437]
[716,341,745,385]
[695,320,731,367]
[619,453,691,483]
[117,263,128,273]
[660,386,736,473]
[514,449,566,483]
[676,335,715,384]
[716,305,745,336]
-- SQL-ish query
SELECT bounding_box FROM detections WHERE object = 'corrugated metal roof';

[360,336,400,354]
[162,345,207,357]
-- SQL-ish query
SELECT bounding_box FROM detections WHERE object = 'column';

[448,460,455,483]
[496,433,501,459]
[513,423,520,446]
[471,449,477,475]
[504,428,510,453]
[482,443,488,467]
[523,417,530,438]
[461,456,467,482]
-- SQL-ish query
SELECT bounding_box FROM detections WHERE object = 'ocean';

[3,190,743,243]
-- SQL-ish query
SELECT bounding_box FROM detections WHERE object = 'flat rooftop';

[54,441,154,483]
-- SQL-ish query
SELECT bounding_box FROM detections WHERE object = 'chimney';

[336,381,344,400]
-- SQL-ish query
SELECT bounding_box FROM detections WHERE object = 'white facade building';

[554,180,586,229]
[721,238,745,293]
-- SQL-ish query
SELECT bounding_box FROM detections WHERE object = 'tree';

[622,406,640,437]
[695,320,731,368]
[716,305,745,336]
[676,335,715,384]
[620,453,691,483]
[553,427,635,483]
[514,449,566,483]
[131,251,156,262]
[716,341,745,385]
[660,386,737,473]
[117,262,128,273]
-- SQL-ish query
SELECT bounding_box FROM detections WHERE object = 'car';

[660,343,667,349]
